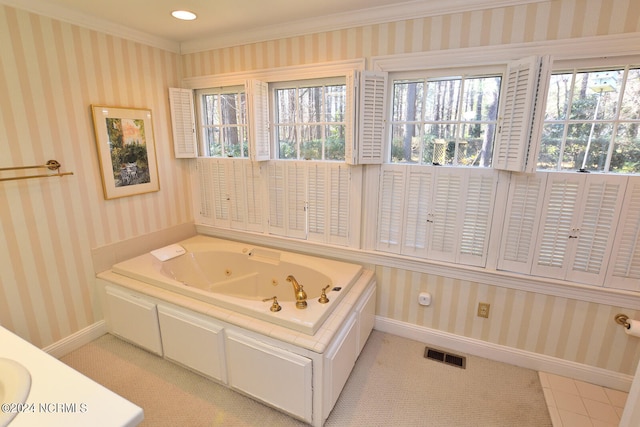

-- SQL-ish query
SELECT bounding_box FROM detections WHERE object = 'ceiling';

[4,0,540,53]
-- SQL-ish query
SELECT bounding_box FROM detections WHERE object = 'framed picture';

[91,105,160,199]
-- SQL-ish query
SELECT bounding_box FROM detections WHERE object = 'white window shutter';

[210,159,230,225]
[246,79,270,161]
[267,162,286,235]
[307,163,327,240]
[243,161,265,232]
[606,177,640,291]
[497,172,547,273]
[358,71,387,164]
[401,166,434,258]
[566,175,625,285]
[458,169,498,267]
[376,165,405,253]
[493,56,551,173]
[344,71,358,165]
[169,87,198,158]
[196,158,215,223]
[531,173,583,278]
[286,162,307,239]
[267,162,306,239]
[428,169,462,263]
[228,160,247,229]
[327,164,351,245]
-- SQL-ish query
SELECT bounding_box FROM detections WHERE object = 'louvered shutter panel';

[493,56,551,173]
[497,173,547,273]
[376,166,405,253]
[246,79,270,161]
[607,178,640,291]
[531,173,583,278]
[169,88,198,158]
[328,164,351,246]
[566,175,625,285]
[286,162,307,239]
[401,166,434,258]
[197,158,215,224]
[344,71,358,165]
[210,159,230,225]
[228,160,247,229]
[244,161,265,232]
[428,169,462,263]
[458,169,497,267]
[307,163,327,241]
[268,162,286,236]
[266,162,307,239]
[358,71,387,164]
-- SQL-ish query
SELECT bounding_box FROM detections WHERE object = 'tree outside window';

[539,67,640,174]
[274,83,346,161]
[390,75,500,166]
[200,89,248,158]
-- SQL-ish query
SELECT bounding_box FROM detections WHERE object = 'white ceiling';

[2,0,544,53]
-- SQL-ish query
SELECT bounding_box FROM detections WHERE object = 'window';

[539,65,640,173]
[273,78,347,161]
[389,73,501,166]
[196,87,248,158]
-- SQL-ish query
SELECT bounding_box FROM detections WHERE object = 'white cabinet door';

[105,286,163,356]
[225,332,313,423]
[158,305,227,383]
[356,283,376,355]
[323,314,357,420]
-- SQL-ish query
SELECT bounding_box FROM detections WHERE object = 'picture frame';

[91,105,160,199]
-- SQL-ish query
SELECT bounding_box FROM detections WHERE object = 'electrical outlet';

[477,302,490,318]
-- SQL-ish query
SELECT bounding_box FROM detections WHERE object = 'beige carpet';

[60,331,552,426]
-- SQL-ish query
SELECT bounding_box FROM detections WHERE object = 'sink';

[0,358,31,426]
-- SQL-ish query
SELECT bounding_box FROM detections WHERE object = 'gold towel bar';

[0,159,74,182]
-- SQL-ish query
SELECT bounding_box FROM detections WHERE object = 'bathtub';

[111,235,364,335]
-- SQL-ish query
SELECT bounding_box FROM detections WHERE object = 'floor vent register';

[424,347,467,369]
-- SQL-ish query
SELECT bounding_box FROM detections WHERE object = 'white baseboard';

[43,320,108,358]
[374,316,633,392]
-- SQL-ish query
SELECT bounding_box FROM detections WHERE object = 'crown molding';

[0,0,181,53]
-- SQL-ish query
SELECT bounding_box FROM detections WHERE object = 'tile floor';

[540,372,628,427]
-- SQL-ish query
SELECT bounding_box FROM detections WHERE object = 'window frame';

[387,66,505,166]
[538,55,640,174]
[195,85,249,158]
[270,76,348,161]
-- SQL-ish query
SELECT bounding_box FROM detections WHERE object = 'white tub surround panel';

[95,267,376,427]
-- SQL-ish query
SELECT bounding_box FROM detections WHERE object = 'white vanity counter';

[0,326,143,427]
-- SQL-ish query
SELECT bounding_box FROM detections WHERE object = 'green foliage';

[106,118,150,185]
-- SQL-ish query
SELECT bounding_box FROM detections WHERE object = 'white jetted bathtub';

[111,235,364,335]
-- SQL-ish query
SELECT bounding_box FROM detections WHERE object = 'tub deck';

[110,236,364,335]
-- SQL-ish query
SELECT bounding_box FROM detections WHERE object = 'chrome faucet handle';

[262,296,282,312]
[318,285,330,304]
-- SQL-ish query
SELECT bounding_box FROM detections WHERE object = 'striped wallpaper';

[181,0,640,77]
[1,0,640,379]
[377,266,640,376]
[0,5,192,347]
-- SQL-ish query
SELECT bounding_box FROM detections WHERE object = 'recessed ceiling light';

[171,10,197,21]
